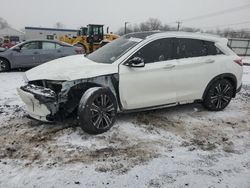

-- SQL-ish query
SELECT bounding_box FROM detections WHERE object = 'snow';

[0,66,250,187]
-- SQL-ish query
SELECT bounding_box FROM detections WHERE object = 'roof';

[25,27,78,32]
[16,39,73,46]
[125,31,227,44]
[0,27,25,37]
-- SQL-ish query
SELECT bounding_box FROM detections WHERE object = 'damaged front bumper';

[17,84,59,122]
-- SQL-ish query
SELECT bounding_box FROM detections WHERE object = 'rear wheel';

[78,87,117,134]
[0,59,10,72]
[203,79,233,111]
[74,43,86,54]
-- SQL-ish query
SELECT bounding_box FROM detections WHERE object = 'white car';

[17,31,243,134]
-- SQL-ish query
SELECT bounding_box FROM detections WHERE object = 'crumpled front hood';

[26,55,118,81]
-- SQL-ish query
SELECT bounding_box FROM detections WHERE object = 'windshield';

[86,36,142,64]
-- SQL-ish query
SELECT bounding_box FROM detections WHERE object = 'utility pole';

[176,21,181,31]
[124,22,129,34]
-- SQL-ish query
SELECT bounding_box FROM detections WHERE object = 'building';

[25,27,78,40]
[0,27,25,42]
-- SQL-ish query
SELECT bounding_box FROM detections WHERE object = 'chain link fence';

[228,38,250,56]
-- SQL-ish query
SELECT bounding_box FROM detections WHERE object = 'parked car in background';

[0,39,83,72]
[17,32,243,134]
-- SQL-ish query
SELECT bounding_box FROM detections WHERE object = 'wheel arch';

[202,73,237,100]
[61,74,121,115]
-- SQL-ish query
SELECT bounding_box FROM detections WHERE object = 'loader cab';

[77,27,87,36]
[87,24,104,43]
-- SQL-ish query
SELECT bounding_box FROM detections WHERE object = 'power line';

[198,20,250,29]
[168,3,250,24]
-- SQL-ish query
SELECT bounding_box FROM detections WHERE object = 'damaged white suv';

[17,32,243,134]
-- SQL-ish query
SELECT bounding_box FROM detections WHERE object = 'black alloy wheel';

[203,79,234,111]
[78,87,117,134]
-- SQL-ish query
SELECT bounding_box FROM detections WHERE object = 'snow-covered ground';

[0,66,250,188]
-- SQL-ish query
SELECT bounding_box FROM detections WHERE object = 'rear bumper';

[17,85,58,122]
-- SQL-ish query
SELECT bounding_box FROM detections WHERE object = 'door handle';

[163,64,175,69]
[33,51,38,55]
[203,59,215,64]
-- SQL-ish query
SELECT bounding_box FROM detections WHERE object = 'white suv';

[17,31,243,134]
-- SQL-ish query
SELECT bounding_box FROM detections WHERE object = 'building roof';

[0,27,25,37]
[25,26,78,32]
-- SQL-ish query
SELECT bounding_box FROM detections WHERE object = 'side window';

[176,38,207,58]
[21,42,40,50]
[204,41,224,55]
[55,43,62,49]
[46,35,54,40]
[42,42,56,50]
[133,38,174,63]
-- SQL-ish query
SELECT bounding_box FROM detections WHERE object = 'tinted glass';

[132,38,174,63]
[176,38,223,58]
[176,39,207,58]
[204,41,223,55]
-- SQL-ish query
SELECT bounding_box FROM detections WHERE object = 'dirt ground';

[0,71,250,187]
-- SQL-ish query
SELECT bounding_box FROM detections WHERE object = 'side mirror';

[126,57,145,68]
[12,46,21,52]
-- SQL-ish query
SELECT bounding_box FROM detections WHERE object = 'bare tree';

[116,17,250,39]
[0,17,9,29]
[146,18,162,30]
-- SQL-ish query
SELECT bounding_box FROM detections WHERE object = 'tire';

[73,43,86,54]
[77,87,117,134]
[0,58,10,72]
[203,79,233,111]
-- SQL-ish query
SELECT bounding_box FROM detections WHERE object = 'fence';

[228,38,250,56]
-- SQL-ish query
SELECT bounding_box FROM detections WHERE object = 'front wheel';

[78,87,117,134]
[0,59,10,72]
[203,79,233,111]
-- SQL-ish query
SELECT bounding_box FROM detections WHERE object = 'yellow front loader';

[59,24,119,54]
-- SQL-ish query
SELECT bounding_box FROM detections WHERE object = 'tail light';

[234,58,243,66]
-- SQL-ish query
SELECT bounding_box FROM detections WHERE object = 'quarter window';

[133,38,174,63]
[204,41,223,55]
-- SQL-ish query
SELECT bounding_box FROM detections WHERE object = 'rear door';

[40,41,59,64]
[173,38,223,102]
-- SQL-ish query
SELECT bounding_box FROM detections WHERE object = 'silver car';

[0,40,83,72]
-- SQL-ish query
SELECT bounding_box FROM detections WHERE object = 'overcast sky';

[1,0,250,32]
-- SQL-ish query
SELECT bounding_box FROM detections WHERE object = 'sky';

[1,0,250,32]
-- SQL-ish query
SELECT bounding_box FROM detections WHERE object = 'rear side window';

[133,38,174,63]
[176,38,223,58]
[42,42,56,50]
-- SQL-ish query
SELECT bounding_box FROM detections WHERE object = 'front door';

[12,41,41,67]
[119,38,177,110]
